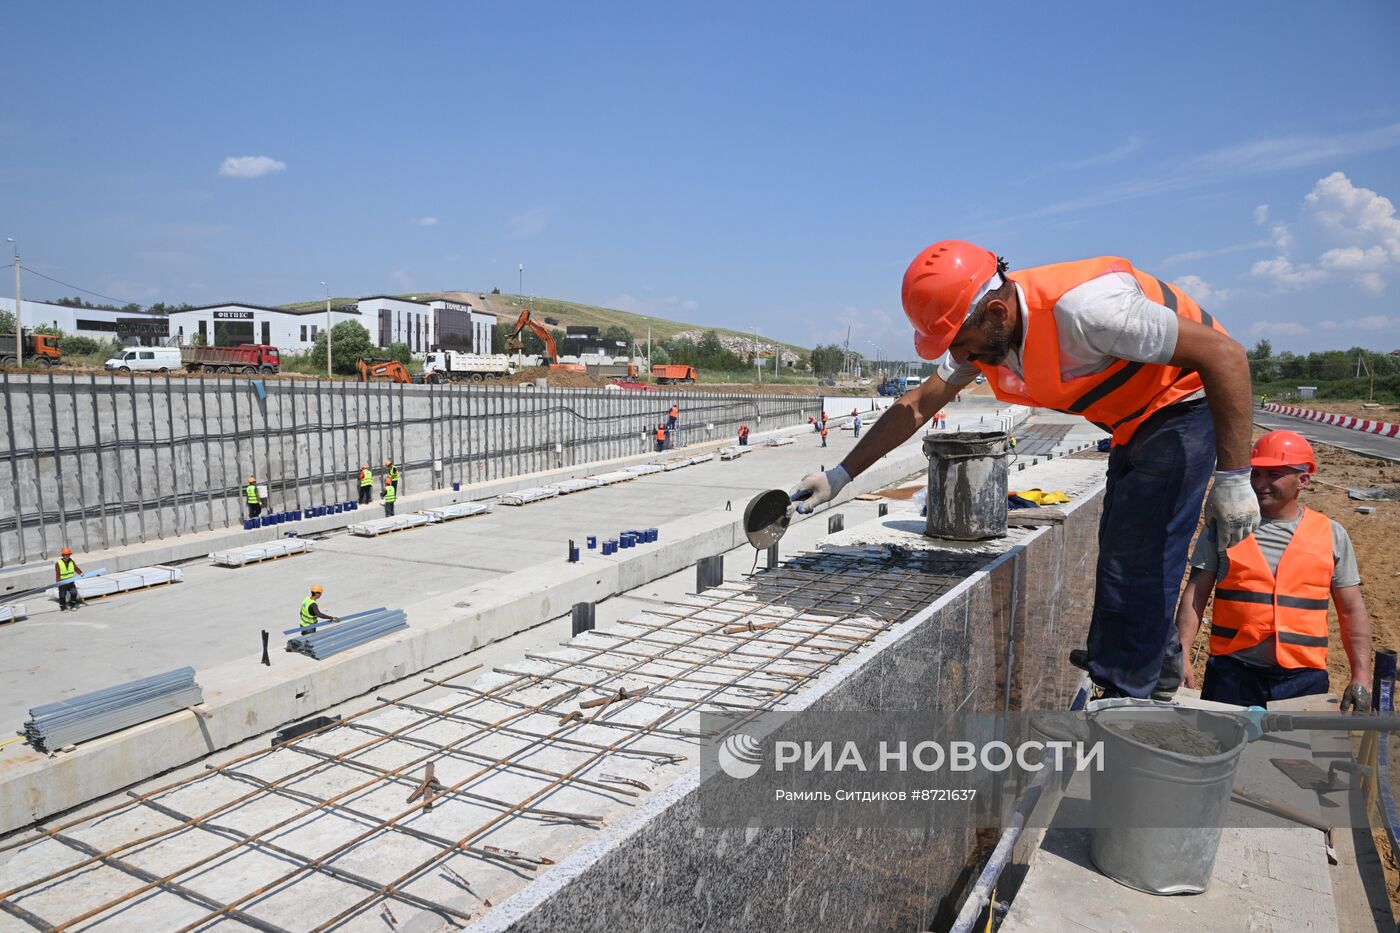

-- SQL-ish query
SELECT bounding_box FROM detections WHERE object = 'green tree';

[309,320,375,375]
[0,309,14,333]
[385,341,412,365]
[1247,338,1275,382]
[603,325,633,351]
[32,324,63,336]
[649,344,671,366]
[810,343,845,376]
[59,335,101,356]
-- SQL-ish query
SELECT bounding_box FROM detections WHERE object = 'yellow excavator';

[504,308,586,372]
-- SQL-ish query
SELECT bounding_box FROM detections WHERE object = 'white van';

[105,347,182,373]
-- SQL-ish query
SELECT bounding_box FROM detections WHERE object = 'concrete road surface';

[1254,409,1400,462]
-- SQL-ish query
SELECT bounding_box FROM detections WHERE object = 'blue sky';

[3,1,1399,357]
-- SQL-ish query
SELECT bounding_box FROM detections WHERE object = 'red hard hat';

[901,240,1001,361]
[61,547,72,556]
[1250,430,1316,473]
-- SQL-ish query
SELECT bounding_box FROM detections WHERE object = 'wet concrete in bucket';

[1103,717,1225,757]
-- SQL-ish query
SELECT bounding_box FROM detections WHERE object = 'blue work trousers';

[1085,399,1216,698]
[1201,653,1330,707]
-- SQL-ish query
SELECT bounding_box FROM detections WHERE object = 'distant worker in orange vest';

[1174,431,1372,711]
[791,241,1255,700]
[655,423,667,452]
[935,409,947,430]
[738,424,750,446]
[819,423,828,448]
[668,403,679,430]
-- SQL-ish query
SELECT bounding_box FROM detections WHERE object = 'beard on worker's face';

[974,320,1016,366]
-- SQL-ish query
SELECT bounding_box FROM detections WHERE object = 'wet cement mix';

[1103,717,1226,757]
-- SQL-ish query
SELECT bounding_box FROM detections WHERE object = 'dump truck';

[0,332,63,367]
[422,350,514,382]
[585,359,640,379]
[180,344,281,374]
[653,364,698,384]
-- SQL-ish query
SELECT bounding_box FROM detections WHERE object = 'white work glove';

[1205,468,1260,549]
[789,465,851,514]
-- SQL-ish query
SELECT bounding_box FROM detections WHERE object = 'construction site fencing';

[0,372,816,565]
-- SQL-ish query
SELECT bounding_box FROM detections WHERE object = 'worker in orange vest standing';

[819,423,828,447]
[655,422,667,452]
[668,403,679,430]
[790,241,1256,700]
[1174,431,1373,710]
[738,424,750,446]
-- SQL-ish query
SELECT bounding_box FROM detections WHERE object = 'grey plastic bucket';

[923,430,1008,540]
[1088,704,1248,894]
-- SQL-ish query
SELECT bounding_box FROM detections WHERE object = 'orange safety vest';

[1208,507,1333,669]
[977,257,1228,445]
[670,405,678,418]
[739,425,749,437]
[656,426,666,441]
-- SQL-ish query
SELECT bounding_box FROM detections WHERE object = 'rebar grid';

[1,555,938,930]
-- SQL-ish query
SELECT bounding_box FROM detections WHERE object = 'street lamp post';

[518,263,523,298]
[7,238,18,368]
[321,282,332,377]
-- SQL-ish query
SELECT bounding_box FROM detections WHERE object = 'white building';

[426,298,496,355]
[0,298,170,345]
[165,303,363,352]
[357,296,434,355]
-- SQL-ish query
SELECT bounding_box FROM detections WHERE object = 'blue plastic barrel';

[586,536,597,549]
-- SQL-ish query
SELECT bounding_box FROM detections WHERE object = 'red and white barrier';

[1264,402,1400,437]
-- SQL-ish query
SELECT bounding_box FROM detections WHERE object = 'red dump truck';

[180,344,281,373]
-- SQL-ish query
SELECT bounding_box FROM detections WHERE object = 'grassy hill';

[279,291,810,355]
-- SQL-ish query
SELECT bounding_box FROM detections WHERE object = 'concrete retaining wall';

[0,373,816,565]
[469,480,1103,932]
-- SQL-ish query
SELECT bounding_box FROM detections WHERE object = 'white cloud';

[1316,315,1400,333]
[1254,204,1270,225]
[1248,320,1309,336]
[1251,172,1400,293]
[390,269,412,289]
[507,206,552,239]
[218,155,286,179]
[1173,274,1234,306]
[411,216,439,226]
[1160,239,1271,267]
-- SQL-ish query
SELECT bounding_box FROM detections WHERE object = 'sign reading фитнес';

[213,310,254,320]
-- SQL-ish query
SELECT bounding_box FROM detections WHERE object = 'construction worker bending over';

[384,458,402,495]
[245,476,264,520]
[1175,431,1373,711]
[357,463,373,505]
[55,547,82,612]
[300,584,338,630]
[791,241,1255,700]
[383,481,397,517]
[655,423,667,452]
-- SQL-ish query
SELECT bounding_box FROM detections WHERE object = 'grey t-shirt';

[1191,508,1360,667]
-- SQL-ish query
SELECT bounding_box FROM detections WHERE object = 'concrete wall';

[470,488,1102,933]
[0,373,816,565]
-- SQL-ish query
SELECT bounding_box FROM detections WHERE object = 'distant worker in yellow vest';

[382,480,397,517]
[1175,430,1373,711]
[384,459,402,495]
[299,584,338,630]
[791,242,1256,700]
[245,476,264,520]
[55,547,83,612]
[357,463,373,505]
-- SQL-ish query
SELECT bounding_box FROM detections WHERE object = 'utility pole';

[8,239,19,367]
[321,282,332,377]
[518,263,523,298]
[647,326,652,373]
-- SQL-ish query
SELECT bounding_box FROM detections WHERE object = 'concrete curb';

[0,418,938,833]
[1264,402,1400,437]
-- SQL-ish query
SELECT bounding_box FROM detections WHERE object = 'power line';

[18,265,146,310]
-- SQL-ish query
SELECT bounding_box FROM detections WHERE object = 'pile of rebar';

[22,667,203,753]
[285,608,409,660]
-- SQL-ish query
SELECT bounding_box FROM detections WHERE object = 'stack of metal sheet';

[688,452,715,465]
[44,566,181,602]
[208,538,314,567]
[23,667,203,753]
[347,514,432,536]
[720,445,753,460]
[498,486,560,506]
[627,464,665,476]
[0,604,27,624]
[421,502,492,522]
[284,608,409,660]
[660,457,692,471]
[550,477,601,495]
[588,470,635,486]
[767,436,795,447]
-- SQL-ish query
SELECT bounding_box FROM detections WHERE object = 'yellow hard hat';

[310,584,323,595]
